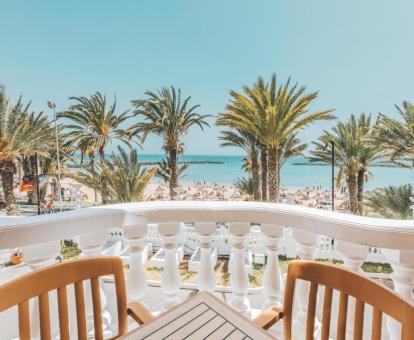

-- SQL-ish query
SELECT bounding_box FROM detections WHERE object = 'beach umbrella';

[231,191,242,200]
[155,186,164,195]
[295,189,304,197]
[174,187,186,199]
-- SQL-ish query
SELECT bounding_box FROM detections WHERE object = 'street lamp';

[48,100,63,212]
[324,140,335,211]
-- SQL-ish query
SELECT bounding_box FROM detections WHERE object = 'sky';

[1,0,414,155]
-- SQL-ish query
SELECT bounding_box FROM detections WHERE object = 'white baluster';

[23,240,61,340]
[292,229,319,340]
[79,231,111,338]
[158,222,182,310]
[195,222,216,292]
[383,250,414,340]
[261,224,284,310]
[229,222,250,316]
[123,215,148,302]
[337,240,368,339]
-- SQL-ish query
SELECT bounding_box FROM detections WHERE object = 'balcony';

[0,201,413,339]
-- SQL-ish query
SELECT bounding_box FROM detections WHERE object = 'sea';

[138,155,413,190]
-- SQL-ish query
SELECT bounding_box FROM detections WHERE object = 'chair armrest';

[127,302,155,325]
[252,305,284,330]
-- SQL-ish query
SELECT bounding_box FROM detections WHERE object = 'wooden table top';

[120,292,276,340]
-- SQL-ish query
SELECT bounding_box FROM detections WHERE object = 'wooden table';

[120,292,276,339]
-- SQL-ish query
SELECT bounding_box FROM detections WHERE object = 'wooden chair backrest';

[0,257,128,340]
[283,260,414,340]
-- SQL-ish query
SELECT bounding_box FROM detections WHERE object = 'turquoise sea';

[139,155,413,190]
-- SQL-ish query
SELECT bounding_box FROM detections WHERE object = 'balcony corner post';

[229,222,251,317]
[195,222,216,293]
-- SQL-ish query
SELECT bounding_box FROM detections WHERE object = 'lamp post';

[34,153,41,215]
[324,140,335,211]
[331,140,335,211]
[47,101,63,212]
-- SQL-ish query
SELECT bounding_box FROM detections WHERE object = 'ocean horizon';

[136,154,413,190]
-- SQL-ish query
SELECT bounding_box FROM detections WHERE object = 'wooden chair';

[0,257,154,340]
[253,260,414,340]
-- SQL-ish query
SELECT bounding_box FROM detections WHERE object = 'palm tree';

[234,176,254,199]
[311,121,359,213]
[218,74,334,202]
[310,114,382,214]
[73,147,156,203]
[131,86,211,199]
[365,184,413,219]
[0,86,50,214]
[59,92,134,203]
[219,130,260,200]
[58,92,133,168]
[377,101,414,167]
[20,111,56,204]
[355,114,385,213]
[277,133,307,191]
[156,157,189,186]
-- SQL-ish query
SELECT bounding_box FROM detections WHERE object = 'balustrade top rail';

[0,201,413,250]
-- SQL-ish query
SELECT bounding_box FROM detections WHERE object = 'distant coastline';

[139,160,224,165]
[292,162,404,168]
[67,160,224,169]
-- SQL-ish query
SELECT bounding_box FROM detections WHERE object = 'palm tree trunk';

[357,169,365,215]
[268,147,280,202]
[251,154,260,201]
[169,148,178,200]
[260,146,268,201]
[88,157,99,203]
[0,161,19,215]
[22,157,36,204]
[277,163,281,194]
[99,151,109,205]
[347,174,358,214]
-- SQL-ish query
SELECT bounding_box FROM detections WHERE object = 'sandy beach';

[141,180,349,211]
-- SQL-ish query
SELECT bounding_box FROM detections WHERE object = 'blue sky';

[1,0,413,155]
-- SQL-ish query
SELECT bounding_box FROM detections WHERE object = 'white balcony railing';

[0,201,413,339]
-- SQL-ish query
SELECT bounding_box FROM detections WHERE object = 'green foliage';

[73,146,156,203]
[310,114,381,184]
[220,129,260,199]
[217,74,334,201]
[0,86,56,214]
[310,113,385,214]
[156,157,189,184]
[365,184,413,219]
[131,86,211,198]
[234,176,254,198]
[377,101,414,167]
[61,239,81,260]
[58,92,134,166]
[131,86,211,151]
[0,86,54,162]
